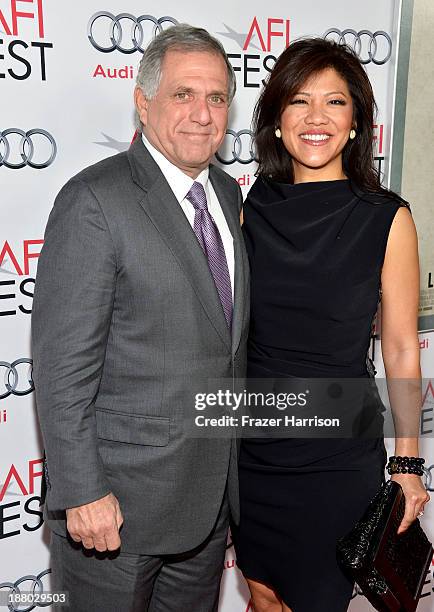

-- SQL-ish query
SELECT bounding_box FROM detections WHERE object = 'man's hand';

[66,493,123,551]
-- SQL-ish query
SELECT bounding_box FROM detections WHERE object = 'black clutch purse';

[336,480,433,611]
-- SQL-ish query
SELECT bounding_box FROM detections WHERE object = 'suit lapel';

[128,139,232,350]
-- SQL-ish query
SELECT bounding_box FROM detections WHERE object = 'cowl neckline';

[249,176,355,207]
[243,176,365,253]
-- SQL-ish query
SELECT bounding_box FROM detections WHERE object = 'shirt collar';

[141,133,209,203]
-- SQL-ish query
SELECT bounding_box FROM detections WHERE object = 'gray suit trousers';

[50,494,229,612]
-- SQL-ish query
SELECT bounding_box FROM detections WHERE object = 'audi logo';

[87,12,178,54]
[0,359,34,400]
[423,465,434,492]
[0,129,57,169]
[215,129,257,165]
[323,29,392,65]
[0,570,51,611]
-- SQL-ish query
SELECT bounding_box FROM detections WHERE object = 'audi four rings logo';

[0,570,51,611]
[0,129,57,169]
[423,465,434,492]
[0,359,34,400]
[323,29,392,65]
[88,12,178,53]
[216,129,257,165]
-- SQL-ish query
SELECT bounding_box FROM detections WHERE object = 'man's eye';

[175,92,190,100]
[210,95,225,104]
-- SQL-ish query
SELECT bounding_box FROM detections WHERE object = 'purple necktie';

[186,182,233,328]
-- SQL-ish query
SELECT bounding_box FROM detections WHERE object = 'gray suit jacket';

[31,137,249,554]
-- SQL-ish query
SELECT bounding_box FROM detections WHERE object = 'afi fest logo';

[0,0,53,80]
[219,16,291,88]
[0,239,43,317]
[0,459,44,540]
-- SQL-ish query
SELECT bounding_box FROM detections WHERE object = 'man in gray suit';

[32,24,248,611]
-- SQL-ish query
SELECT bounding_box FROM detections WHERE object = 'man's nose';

[190,97,212,124]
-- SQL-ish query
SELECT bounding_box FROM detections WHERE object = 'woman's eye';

[289,99,308,105]
[329,99,346,105]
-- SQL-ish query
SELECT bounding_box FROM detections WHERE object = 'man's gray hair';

[135,24,236,129]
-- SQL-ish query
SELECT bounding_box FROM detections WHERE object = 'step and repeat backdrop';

[1,0,433,610]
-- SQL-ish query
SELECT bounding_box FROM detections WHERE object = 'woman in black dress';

[233,38,429,611]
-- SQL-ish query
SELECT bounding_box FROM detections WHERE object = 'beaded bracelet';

[386,455,425,476]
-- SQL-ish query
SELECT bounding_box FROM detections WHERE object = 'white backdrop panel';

[2,1,431,610]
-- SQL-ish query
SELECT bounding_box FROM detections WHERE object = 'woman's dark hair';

[254,37,384,191]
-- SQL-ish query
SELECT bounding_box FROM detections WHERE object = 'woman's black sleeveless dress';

[233,177,407,611]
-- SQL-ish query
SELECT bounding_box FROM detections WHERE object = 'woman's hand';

[390,473,430,534]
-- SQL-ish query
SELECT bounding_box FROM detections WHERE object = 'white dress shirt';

[141,134,235,299]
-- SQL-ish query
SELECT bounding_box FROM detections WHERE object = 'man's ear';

[134,87,149,127]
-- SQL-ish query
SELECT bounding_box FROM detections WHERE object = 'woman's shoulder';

[243,175,274,208]
[352,183,410,211]
[245,174,272,198]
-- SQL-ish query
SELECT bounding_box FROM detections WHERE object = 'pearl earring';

[349,129,356,140]
[275,128,282,138]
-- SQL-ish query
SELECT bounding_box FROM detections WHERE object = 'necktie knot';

[186,181,208,211]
